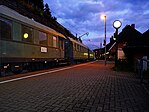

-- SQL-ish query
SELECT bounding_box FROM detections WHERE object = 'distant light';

[90,54,94,57]
[24,33,28,39]
[100,15,106,20]
[15,66,20,68]
[113,37,116,40]
[4,66,8,69]
[106,52,109,54]
[113,20,122,29]
[83,53,88,56]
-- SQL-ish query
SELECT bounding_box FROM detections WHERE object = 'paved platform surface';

[0,61,149,112]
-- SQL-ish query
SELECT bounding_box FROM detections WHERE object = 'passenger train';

[0,5,94,75]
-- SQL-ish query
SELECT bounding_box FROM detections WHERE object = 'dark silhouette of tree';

[1,0,76,39]
[37,0,44,10]
[52,17,57,21]
[29,0,44,10]
[44,3,52,18]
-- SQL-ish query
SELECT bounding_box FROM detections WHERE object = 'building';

[108,24,149,70]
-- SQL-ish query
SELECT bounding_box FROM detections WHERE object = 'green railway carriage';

[0,5,95,76]
[66,37,89,63]
[88,49,95,61]
[0,5,66,73]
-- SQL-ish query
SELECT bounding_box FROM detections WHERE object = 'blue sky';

[44,0,149,49]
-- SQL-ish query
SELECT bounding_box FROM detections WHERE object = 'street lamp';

[100,15,106,65]
[113,20,122,67]
[113,20,122,29]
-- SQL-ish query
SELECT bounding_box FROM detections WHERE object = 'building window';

[39,31,47,45]
[53,36,57,47]
[0,18,12,40]
[22,25,33,43]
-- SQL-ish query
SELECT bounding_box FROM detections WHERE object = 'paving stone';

[0,61,149,112]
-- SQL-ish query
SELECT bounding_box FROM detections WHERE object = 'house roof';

[142,29,149,46]
[94,25,149,55]
[143,29,149,37]
[109,25,143,53]
[108,42,116,52]
[118,25,142,44]
[122,29,149,56]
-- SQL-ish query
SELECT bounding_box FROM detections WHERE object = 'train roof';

[0,5,65,39]
[67,37,88,48]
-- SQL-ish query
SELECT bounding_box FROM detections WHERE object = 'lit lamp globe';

[100,15,106,20]
[113,20,122,29]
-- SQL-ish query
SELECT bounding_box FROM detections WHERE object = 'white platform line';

[0,61,95,84]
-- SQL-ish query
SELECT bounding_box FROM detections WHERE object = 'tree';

[44,3,52,18]
[29,0,44,10]
[52,17,57,21]
[38,0,44,10]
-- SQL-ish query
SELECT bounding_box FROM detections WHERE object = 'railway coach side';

[65,37,91,63]
[0,5,66,74]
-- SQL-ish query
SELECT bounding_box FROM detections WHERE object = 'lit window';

[83,53,88,56]
[53,36,57,47]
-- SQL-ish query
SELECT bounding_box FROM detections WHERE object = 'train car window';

[59,38,64,49]
[76,44,78,51]
[0,18,12,40]
[80,46,82,51]
[22,25,33,43]
[77,44,79,51]
[73,43,75,50]
[61,40,64,49]
[53,36,57,47]
[73,43,76,51]
[39,32,47,45]
[78,45,80,51]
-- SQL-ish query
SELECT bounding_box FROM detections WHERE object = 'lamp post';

[100,15,106,65]
[113,20,122,67]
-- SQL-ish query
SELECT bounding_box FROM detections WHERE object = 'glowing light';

[83,53,88,56]
[113,37,116,40]
[24,33,28,39]
[100,15,106,20]
[90,54,94,57]
[113,20,122,29]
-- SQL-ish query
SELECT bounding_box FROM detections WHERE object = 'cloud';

[44,0,149,49]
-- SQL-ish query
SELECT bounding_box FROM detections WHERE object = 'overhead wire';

[50,9,81,36]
